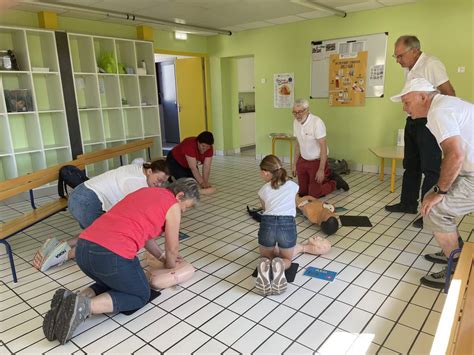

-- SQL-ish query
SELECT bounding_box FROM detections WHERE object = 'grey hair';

[167,178,200,204]
[293,99,309,109]
[395,35,421,51]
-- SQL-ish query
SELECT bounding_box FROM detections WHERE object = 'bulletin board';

[310,32,388,98]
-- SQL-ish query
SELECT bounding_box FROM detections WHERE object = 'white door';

[239,112,256,147]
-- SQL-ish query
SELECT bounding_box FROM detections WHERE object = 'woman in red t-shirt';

[166,131,214,188]
[42,178,200,345]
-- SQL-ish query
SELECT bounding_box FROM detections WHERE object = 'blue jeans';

[68,183,104,229]
[75,239,150,313]
[258,215,297,249]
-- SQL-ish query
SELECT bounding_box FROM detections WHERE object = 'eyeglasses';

[292,108,307,115]
[392,47,412,60]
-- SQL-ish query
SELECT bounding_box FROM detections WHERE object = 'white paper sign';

[274,73,294,109]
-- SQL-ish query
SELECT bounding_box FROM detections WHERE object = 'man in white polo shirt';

[391,78,473,289]
[292,99,348,198]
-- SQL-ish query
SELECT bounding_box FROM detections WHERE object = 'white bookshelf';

[68,33,162,176]
[0,26,71,181]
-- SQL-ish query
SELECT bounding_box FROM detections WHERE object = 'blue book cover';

[304,267,337,281]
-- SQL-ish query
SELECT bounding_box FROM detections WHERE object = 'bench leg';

[390,159,396,193]
[0,239,17,283]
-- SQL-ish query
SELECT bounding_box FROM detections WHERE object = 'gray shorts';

[424,175,474,233]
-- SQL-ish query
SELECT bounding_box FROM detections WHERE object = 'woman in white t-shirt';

[256,155,299,296]
[33,159,170,272]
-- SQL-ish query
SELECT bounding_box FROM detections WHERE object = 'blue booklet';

[304,267,337,281]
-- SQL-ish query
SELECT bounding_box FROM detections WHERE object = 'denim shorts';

[76,239,150,313]
[68,183,104,229]
[258,215,297,249]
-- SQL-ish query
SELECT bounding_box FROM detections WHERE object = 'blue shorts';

[67,183,104,229]
[258,215,297,249]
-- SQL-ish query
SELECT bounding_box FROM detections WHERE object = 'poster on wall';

[274,73,294,108]
[328,51,368,107]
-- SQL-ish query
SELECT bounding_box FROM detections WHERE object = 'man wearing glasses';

[385,35,456,230]
[292,99,349,199]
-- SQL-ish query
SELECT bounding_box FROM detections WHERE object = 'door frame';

[155,48,212,132]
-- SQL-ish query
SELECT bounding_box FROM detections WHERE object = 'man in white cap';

[386,36,456,229]
[391,77,473,288]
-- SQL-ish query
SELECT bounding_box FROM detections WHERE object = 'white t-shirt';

[427,95,474,174]
[258,180,299,217]
[405,52,449,87]
[84,164,147,211]
[293,113,329,160]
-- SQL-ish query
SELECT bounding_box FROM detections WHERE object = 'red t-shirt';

[80,187,178,259]
[171,137,213,168]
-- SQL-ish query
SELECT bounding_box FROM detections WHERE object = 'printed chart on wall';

[274,73,294,108]
[328,51,367,106]
[310,33,388,99]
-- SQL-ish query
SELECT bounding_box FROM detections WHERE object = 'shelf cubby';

[75,74,100,109]
[0,155,16,180]
[0,115,12,155]
[9,113,43,152]
[138,75,158,106]
[142,106,160,136]
[123,108,143,139]
[98,74,120,108]
[0,27,30,71]
[15,150,45,176]
[69,34,96,73]
[115,40,136,74]
[106,140,126,169]
[44,147,72,166]
[39,112,70,149]
[32,73,64,111]
[126,138,147,162]
[102,109,125,142]
[79,110,104,145]
[135,41,154,76]
[83,142,107,177]
[148,135,163,159]
[94,37,116,72]
[26,30,59,72]
[119,75,140,107]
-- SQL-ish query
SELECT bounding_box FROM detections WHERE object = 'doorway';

[155,52,209,154]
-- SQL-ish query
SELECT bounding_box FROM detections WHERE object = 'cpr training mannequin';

[145,251,195,289]
[296,195,339,235]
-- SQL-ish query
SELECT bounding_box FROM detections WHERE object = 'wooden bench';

[78,138,154,166]
[0,159,85,283]
[432,242,474,354]
[0,138,155,283]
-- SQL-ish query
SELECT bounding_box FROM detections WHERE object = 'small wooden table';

[270,135,297,168]
[369,146,404,193]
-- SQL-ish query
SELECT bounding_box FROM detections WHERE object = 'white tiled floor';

[1,153,473,354]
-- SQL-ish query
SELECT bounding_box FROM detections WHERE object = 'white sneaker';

[40,241,71,272]
[34,238,60,269]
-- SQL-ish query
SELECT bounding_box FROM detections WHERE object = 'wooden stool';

[271,135,296,167]
[369,146,404,193]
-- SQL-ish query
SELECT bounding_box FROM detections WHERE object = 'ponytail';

[260,154,288,189]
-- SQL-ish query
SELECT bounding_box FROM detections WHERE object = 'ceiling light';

[175,31,188,40]
[290,0,347,17]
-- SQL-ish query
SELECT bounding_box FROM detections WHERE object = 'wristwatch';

[433,185,448,194]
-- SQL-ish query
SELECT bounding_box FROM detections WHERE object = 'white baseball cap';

[391,78,437,102]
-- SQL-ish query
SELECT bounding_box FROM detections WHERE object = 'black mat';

[121,289,161,315]
[252,262,299,283]
[339,215,372,227]
[179,231,190,240]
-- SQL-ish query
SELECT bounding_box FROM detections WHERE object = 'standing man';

[386,36,456,228]
[391,78,473,288]
[292,99,348,198]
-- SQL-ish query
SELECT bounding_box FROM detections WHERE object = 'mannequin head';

[320,216,339,235]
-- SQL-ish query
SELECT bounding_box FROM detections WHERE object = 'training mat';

[179,231,190,240]
[252,262,299,283]
[121,289,161,315]
[339,215,372,227]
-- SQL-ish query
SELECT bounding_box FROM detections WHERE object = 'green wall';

[207,0,473,166]
[1,1,473,167]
